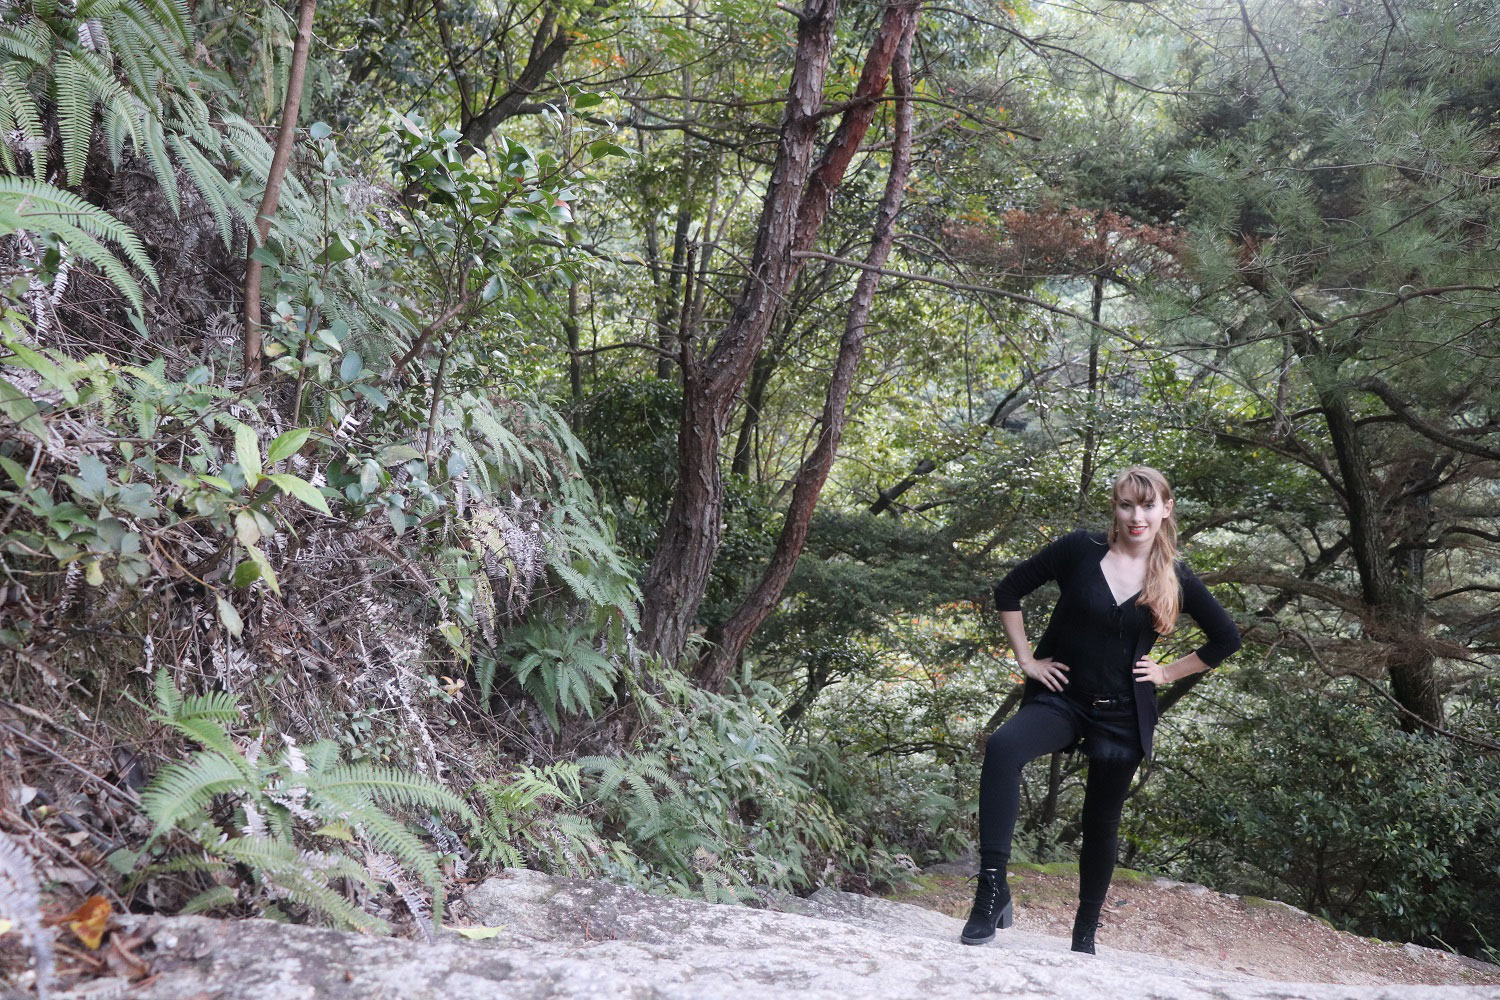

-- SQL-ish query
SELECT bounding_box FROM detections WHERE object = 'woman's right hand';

[1019,655,1070,692]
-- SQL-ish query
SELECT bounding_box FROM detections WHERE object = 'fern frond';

[0,62,46,180]
[129,853,232,885]
[221,112,312,226]
[161,716,244,769]
[78,0,127,19]
[139,113,179,212]
[141,752,250,836]
[153,668,183,719]
[363,850,435,942]
[122,0,191,48]
[177,689,243,722]
[0,831,54,998]
[114,1,195,98]
[320,797,439,888]
[0,176,157,309]
[299,739,340,773]
[0,28,49,65]
[167,135,253,248]
[315,764,478,828]
[53,51,105,187]
[178,884,236,914]
[213,835,390,933]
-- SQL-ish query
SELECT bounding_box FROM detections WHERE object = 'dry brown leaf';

[62,894,111,950]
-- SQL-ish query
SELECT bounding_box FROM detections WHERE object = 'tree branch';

[1351,377,1500,461]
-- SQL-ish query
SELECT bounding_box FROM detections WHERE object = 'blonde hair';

[1108,466,1181,634]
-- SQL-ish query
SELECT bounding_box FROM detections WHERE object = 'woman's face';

[1114,489,1172,546]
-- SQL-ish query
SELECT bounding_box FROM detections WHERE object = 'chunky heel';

[960,869,1012,945]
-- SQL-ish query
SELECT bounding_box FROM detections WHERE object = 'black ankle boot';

[1070,910,1101,954]
[959,868,1013,945]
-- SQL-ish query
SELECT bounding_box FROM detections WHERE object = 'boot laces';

[968,870,1002,917]
[1073,916,1100,949]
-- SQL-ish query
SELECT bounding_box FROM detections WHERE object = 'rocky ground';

[894,860,1500,988]
[7,869,1499,999]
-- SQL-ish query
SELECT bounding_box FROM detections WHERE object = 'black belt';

[1065,692,1131,710]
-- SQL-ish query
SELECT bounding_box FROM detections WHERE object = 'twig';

[1287,629,1500,752]
[0,721,141,807]
[1237,0,1289,99]
[790,249,1151,349]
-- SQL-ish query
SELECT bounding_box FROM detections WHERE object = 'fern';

[317,763,479,827]
[505,618,621,731]
[0,177,157,309]
[178,884,237,915]
[52,50,125,185]
[472,762,600,874]
[140,752,248,836]
[0,0,244,280]
[168,133,256,249]
[0,831,54,999]
[139,674,473,933]
[212,835,389,933]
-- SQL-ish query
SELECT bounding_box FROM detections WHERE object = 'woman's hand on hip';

[1019,656,1069,692]
[1133,657,1168,685]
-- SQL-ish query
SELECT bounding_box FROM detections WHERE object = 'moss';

[1007,861,1079,878]
[886,874,941,900]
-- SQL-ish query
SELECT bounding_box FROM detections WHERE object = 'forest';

[1,0,1498,983]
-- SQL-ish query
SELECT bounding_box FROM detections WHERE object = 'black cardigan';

[993,530,1241,758]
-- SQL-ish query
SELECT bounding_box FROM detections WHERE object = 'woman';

[961,466,1240,953]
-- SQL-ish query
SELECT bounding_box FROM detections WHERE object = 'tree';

[635,0,922,670]
[1153,0,1500,730]
[242,0,319,383]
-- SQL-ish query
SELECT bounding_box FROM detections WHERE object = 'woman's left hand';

[1133,657,1169,685]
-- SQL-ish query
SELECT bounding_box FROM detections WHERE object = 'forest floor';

[889,861,1500,987]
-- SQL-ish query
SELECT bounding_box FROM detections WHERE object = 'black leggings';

[978,694,1142,909]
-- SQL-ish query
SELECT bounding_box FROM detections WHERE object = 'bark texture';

[697,23,918,691]
[637,0,920,667]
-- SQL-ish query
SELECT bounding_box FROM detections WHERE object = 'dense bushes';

[1130,666,1500,959]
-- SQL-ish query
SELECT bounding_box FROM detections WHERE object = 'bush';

[1130,667,1500,958]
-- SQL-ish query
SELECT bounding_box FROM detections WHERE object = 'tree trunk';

[636,0,919,667]
[1076,274,1103,513]
[1311,355,1443,727]
[696,25,917,691]
[241,0,318,385]
[565,281,582,424]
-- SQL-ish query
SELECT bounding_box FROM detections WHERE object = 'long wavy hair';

[1107,466,1181,634]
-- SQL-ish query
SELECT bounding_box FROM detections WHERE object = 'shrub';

[1130,668,1500,958]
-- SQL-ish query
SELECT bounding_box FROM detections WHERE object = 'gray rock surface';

[122,871,1500,1000]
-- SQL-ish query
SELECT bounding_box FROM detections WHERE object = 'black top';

[993,530,1241,700]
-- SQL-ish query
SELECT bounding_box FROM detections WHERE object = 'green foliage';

[472,762,600,872]
[4,0,1495,960]
[0,0,212,184]
[0,343,329,627]
[0,177,156,308]
[580,671,847,901]
[133,672,477,933]
[1131,667,1500,957]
